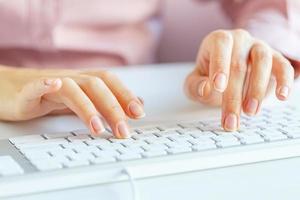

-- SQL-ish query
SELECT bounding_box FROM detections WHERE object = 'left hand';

[184,29,295,131]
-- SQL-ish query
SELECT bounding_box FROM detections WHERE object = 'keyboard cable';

[122,167,140,200]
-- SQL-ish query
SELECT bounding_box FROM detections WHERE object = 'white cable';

[122,167,140,200]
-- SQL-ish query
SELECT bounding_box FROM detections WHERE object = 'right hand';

[0,68,145,138]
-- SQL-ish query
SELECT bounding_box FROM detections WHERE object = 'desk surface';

[3,63,300,200]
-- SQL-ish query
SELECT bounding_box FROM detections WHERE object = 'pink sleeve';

[221,0,300,74]
[0,0,161,68]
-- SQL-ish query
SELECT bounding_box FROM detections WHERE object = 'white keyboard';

[1,105,300,197]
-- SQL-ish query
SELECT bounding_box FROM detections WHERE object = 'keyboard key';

[0,156,24,176]
[157,124,182,131]
[190,131,215,139]
[168,135,194,142]
[192,143,217,151]
[63,160,90,168]
[71,129,92,136]
[117,153,142,161]
[212,134,239,143]
[178,122,203,129]
[167,147,192,154]
[135,127,160,134]
[43,132,73,139]
[93,150,120,157]
[142,144,169,151]
[264,134,288,141]
[9,135,45,145]
[108,138,134,143]
[91,157,116,164]
[216,140,241,148]
[142,150,167,158]
[69,152,95,161]
[145,137,171,144]
[188,138,215,145]
[86,140,111,146]
[15,139,68,149]
[132,133,158,140]
[165,141,192,148]
[24,152,51,160]
[117,147,144,154]
[234,133,264,144]
[20,145,64,154]
[121,140,147,148]
[33,160,63,171]
[156,131,181,137]
[67,135,91,142]
[98,143,124,150]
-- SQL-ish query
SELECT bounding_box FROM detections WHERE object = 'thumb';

[19,78,62,110]
[184,70,222,106]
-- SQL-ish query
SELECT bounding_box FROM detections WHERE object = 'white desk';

[3,63,300,200]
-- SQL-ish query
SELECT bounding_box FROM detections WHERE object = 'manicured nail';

[214,73,227,92]
[198,80,207,97]
[117,121,131,138]
[224,113,237,131]
[44,79,60,86]
[279,86,289,98]
[90,116,105,135]
[128,101,145,118]
[246,98,258,115]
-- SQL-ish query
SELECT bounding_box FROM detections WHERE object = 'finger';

[243,42,273,116]
[83,71,145,119]
[58,78,105,136]
[78,76,130,139]
[208,30,233,92]
[17,78,62,118]
[222,30,252,131]
[184,69,222,106]
[272,52,294,100]
[21,78,62,102]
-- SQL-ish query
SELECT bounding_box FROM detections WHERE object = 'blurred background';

[158,0,230,63]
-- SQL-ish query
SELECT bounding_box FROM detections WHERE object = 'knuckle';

[214,56,227,68]
[233,29,251,38]
[224,95,241,109]
[61,77,74,84]
[100,70,118,80]
[251,83,265,98]
[252,43,271,60]
[230,60,247,73]
[211,30,232,43]
[107,104,125,120]
[85,76,105,87]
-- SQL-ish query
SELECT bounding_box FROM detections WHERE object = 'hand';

[0,67,145,138]
[184,29,294,131]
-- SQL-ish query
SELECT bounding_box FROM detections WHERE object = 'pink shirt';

[0,0,299,72]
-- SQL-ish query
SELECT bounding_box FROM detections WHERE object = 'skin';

[0,67,145,139]
[0,29,295,137]
[184,29,295,131]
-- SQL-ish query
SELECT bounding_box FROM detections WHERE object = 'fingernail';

[279,86,289,98]
[198,80,207,97]
[128,101,145,118]
[214,73,227,92]
[117,121,131,138]
[246,98,258,115]
[224,113,237,131]
[44,79,59,86]
[90,116,105,135]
